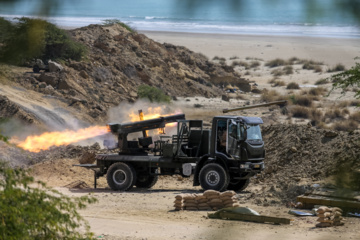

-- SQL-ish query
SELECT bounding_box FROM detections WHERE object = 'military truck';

[77,101,285,191]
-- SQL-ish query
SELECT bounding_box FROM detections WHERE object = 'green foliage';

[137,85,171,103]
[0,161,97,240]
[102,19,136,32]
[0,17,87,65]
[329,62,360,99]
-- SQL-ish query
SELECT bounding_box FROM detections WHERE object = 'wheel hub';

[113,169,126,185]
[206,170,220,186]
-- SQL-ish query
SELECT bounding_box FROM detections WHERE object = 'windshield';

[246,124,262,140]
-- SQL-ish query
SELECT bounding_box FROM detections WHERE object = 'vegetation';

[102,19,136,32]
[315,78,329,85]
[265,58,288,68]
[286,82,300,89]
[329,62,360,99]
[328,63,346,73]
[0,161,97,239]
[137,85,171,103]
[0,17,87,65]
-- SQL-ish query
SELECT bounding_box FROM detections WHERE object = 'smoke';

[107,99,180,123]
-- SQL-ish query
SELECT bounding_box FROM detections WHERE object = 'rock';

[325,131,338,138]
[290,147,297,153]
[79,70,89,79]
[48,60,64,72]
[58,79,71,90]
[221,94,230,102]
[39,82,47,88]
[38,73,58,87]
[129,91,138,98]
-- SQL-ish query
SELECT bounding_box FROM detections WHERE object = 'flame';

[128,107,180,134]
[15,125,108,152]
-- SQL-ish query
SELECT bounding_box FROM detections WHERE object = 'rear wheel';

[106,162,136,191]
[227,178,250,192]
[199,163,229,191]
[135,171,158,188]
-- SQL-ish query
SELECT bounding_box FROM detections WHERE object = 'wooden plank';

[297,195,360,210]
[218,212,291,225]
[310,189,360,201]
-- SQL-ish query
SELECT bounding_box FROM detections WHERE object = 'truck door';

[227,120,243,158]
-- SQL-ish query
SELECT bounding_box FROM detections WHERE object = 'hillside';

[0,23,249,129]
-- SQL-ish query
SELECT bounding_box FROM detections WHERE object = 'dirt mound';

[253,124,360,204]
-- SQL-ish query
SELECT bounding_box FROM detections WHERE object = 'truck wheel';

[135,173,158,188]
[227,179,250,192]
[106,162,136,191]
[33,65,40,73]
[199,163,229,191]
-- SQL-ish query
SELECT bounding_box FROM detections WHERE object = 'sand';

[142,31,360,68]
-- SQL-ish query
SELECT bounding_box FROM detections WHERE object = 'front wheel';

[106,162,136,191]
[199,163,229,191]
[227,179,250,192]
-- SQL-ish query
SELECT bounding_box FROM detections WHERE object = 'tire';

[227,178,250,192]
[135,172,158,188]
[33,65,40,73]
[199,163,229,191]
[106,162,136,191]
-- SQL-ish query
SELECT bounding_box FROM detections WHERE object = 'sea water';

[0,0,359,38]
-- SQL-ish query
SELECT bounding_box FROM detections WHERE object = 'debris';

[208,207,291,225]
[288,210,314,216]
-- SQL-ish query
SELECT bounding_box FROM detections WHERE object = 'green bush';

[0,17,87,64]
[329,62,360,99]
[102,19,136,33]
[0,161,97,239]
[137,85,171,103]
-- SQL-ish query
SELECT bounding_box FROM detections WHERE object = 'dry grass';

[291,95,313,107]
[332,120,358,131]
[328,63,346,72]
[349,112,360,122]
[286,82,300,89]
[231,61,249,69]
[261,89,287,102]
[324,108,343,120]
[315,78,329,85]
[308,87,327,96]
[265,58,289,68]
[291,106,310,118]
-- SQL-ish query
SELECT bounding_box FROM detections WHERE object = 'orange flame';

[15,126,108,153]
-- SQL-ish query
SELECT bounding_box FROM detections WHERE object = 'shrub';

[332,120,358,131]
[283,65,294,75]
[324,108,343,120]
[349,112,360,122]
[0,17,87,64]
[137,85,171,103]
[261,89,287,102]
[308,87,327,96]
[229,56,239,60]
[310,108,323,123]
[291,106,310,118]
[250,61,261,68]
[272,80,286,87]
[232,61,249,69]
[0,161,96,239]
[286,82,300,89]
[194,104,203,108]
[102,19,136,32]
[265,58,288,68]
[315,78,329,85]
[328,63,346,73]
[291,95,313,107]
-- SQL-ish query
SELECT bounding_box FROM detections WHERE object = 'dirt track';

[29,158,360,240]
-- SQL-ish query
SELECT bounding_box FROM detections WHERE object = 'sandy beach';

[142,31,360,68]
